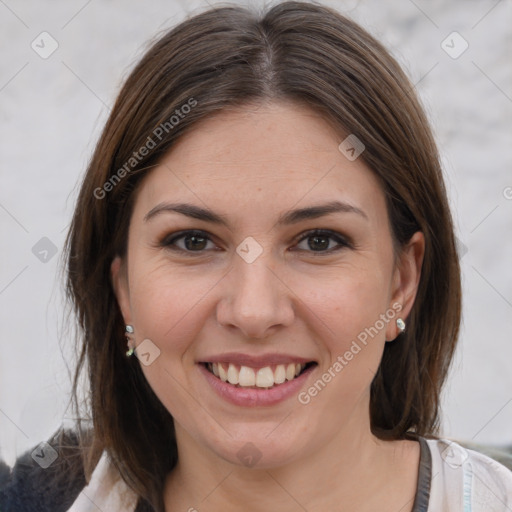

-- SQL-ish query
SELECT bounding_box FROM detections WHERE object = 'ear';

[385,231,425,341]
[111,256,132,325]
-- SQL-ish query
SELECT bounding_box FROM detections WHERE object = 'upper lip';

[198,352,316,367]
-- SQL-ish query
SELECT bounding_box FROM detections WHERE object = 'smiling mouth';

[201,361,317,389]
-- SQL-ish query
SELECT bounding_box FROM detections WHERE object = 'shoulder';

[424,437,512,511]
[0,428,88,512]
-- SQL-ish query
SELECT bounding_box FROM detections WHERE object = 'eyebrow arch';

[143,200,368,226]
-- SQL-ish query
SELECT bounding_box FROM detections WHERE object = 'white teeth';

[209,362,308,388]
[227,363,239,385]
[238,366,256,386]
[274,364,286,384]
[285,363,296,381]
[256,367,274,388]
[218,363,228,382]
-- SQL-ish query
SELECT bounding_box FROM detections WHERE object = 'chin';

[203,425,312,469]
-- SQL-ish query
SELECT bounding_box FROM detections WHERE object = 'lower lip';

[198,363,316,407]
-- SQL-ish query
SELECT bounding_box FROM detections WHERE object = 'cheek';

[126,264,214,420]
[297,265,392,347]
[128,260,217,348]
[128,257,392,362]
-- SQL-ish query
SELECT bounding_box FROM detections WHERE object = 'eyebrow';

[143,200,368,226]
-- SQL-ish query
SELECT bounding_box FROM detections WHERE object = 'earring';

[396,318,406,333]
[125,325,135,357]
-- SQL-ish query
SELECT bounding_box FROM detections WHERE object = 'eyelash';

[159,229,352,256]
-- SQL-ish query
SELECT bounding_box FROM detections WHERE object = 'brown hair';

[64,1,461,510]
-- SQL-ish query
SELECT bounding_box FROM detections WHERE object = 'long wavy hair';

[64,2,461,510]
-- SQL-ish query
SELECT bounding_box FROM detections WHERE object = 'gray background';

[1,0,511,466]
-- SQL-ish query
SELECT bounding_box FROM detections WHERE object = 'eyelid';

[159,228,353,255]
[292,229,353,252]
[159,229,219,253]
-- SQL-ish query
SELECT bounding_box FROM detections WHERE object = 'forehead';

[133,102,388,229]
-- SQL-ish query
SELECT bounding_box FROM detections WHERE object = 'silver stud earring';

[125,325,135,357]
[396,318,406,333]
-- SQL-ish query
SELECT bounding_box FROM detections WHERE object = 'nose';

[216,253,295,339]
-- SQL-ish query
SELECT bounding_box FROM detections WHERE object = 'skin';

[111,101,425,512]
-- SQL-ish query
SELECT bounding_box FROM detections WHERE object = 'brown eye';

[161,230,216,253]
[294,229,352,254]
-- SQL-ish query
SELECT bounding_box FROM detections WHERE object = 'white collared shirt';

[66,438,512,511]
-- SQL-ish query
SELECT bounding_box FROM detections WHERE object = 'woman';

[1,1,511,511]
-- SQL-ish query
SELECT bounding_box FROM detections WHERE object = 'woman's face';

[112,101,423,468]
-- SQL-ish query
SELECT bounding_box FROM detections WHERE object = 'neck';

[163,401,409,511]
